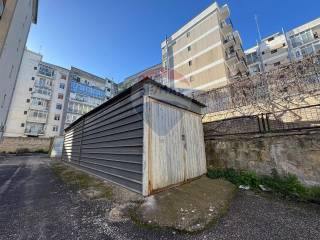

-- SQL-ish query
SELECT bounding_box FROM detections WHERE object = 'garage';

[62,78,206,196]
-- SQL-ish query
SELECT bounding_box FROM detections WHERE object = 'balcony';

[24,129,45,136]
[32,92,52,100]
[223,34,235,47]
[220,19,233,35]
[26,116,47,124]
[219,4,230,20]
[29,105,49,112]
[233,31,242,46]
[225,51,238,65]
[236,59,248,73]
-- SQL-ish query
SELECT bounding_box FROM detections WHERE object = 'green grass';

[207,168,320,204]
[51,162,113,199]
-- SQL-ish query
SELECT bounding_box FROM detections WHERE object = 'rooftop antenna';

[282,27,292,62]
[254,14,262,42]
[39,45,42,54]
[165,35,170,87]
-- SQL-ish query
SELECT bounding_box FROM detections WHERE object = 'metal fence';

[204,115,262,138]
[266,104,320,132]
[204,104,320,138]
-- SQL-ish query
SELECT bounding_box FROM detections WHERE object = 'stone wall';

[205,131,320,186]
[0,137,52,153]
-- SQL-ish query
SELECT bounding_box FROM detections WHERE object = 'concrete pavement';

[0,155,320,240]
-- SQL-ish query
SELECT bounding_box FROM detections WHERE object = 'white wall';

[46,68,69,137]
[4,49,42,137]
[0,0,35,138]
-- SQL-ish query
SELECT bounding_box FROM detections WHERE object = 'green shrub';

[207,168,320,203]
[306,186,320,204]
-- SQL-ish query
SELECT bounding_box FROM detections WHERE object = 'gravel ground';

[0,155,319,240]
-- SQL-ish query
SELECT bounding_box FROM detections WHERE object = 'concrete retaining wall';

[0,137,51,153]
[205,131,320,186]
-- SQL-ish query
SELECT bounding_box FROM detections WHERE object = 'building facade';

[4,50,70,138]
[0,0,38,138]
[5,50,117,138]
[287,18,320,61]
[245,33,289,74]
[119,64,163,91]
[161,2,247,94]
[61,67,116,130]
[245,18,320,75]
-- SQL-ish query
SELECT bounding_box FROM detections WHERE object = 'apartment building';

[287,18,320,61]
[4,50,69,137]
[245,33,290,74]
[119,64,163,91]
[5,50,117,138]
[245,18,320,75]
[161,2,247,94]
[0,0,38,138]
[61,67,114,129]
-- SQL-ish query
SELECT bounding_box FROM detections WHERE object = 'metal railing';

[204,104,320,138]
[265,104,320,132]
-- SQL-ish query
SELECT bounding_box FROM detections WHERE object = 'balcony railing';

[24,129,45,136]
[219,4,230,20]
[26,116,47,124]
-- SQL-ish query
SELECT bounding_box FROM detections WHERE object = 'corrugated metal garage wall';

[62,88,144,193]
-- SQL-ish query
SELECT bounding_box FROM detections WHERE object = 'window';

[271,49,278,54]
[54,114,60,121]
[262,51,265,55]
[24,111,27,115]
[283,43,286,47]
[61,74,67,80]
[107,88,110,92]
[34,66,37,70]
[187,46,191,52]
[188,60,192,66]
[21,123,25,127]
[52,125,58,132]
[31,77,35,80]
[186,32,190,38]
[274,61,281,67]
[59,83,65,89]
[56,103,62,110]
[29,88,32,91]
[189,76,194,82]
[26,99,30,103]
[58,93,64,100]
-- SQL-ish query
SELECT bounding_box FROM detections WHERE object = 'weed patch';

[208,168,320,203]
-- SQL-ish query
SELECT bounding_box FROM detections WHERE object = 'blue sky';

[27,0,320,83]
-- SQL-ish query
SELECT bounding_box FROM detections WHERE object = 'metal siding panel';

[62,94,143,193]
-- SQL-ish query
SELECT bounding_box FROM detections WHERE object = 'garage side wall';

[62,89,144,193]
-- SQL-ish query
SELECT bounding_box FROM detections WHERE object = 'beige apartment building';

[119,63,163,91]
[161,2,247,94]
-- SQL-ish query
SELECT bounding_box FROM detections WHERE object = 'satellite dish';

[0,1,4,17]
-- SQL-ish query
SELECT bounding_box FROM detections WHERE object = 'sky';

[27,0,320,83]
